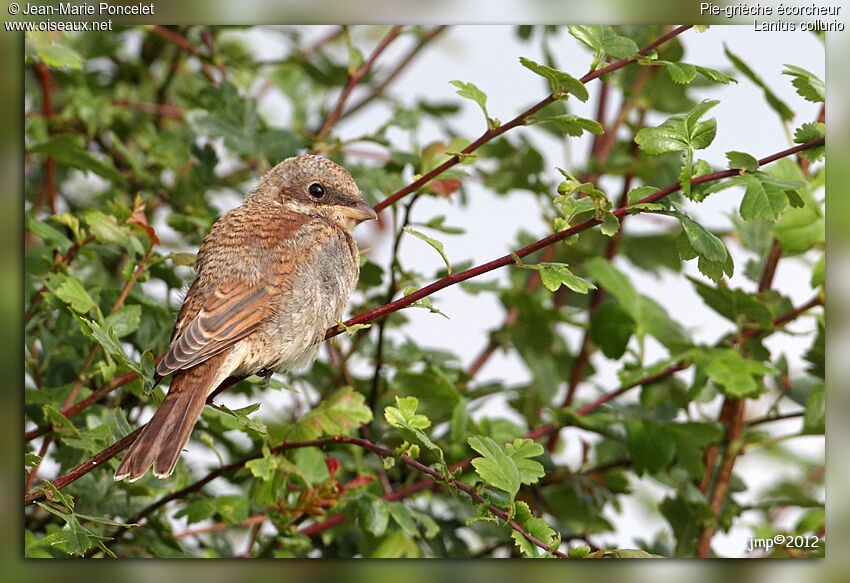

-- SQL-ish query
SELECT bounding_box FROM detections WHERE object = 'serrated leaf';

[694,349,775,398]
[403,227,452,275]
[676,214,728,263]
[726,151,759,173]
[47,273,96,315]
[694,65,736,84]
[468,435,520,501]
[503,438,545,485]
[518,57,588,102]
[665,62,696,84]
[794,122,825,162]
[511,500,556,557]
[783,64,824,103]
[515,261,596,294]
[450,80,497,129]
[537,115,602,136]
[281,387,372,441]
[740,175,789,222]
[635,124,688,155]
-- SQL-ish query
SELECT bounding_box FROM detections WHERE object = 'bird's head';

[250,154,377,231]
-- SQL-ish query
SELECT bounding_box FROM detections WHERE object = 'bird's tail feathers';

[114,353,227,482]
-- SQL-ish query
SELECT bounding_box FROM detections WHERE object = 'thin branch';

[374,25,694,213]
[745,411,804,427]
[314,26,405,143]
[111,99,185,119]
[326,137,824,341]
[36,63,56,214]
[23,139,824,451]
[339,26,448,121]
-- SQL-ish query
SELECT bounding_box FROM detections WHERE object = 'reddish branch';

[374,25,693,213]
[326,137,823,340]
[36,63,56,215]
[314,26,404,143]
[24,138,825,448]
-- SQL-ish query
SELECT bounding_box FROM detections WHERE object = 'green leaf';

[28,34,85,69]
[536,115,602,136]
[28,136,125,183]
[450,80,498,129]
[725,45,793,122]
[694,65,736,85]
[334,319,372,335]
[741,174,797,222]
[504,438,546,486]
[694,349,775,398]
[794,122,825,162]
[105,305,141,338]
[402,287,450,319]
[601,28,639,59]
[689,277,773,327]
[635,124,688,155]
[27,215,73,254]
[665,62,696,84]
[513,259,596,294]
[293,447,330,486]
[783,64,825,103]
[46,273,96,315]
[624,418,676,475]
[511,500,556,557]
[277,387,372,441]
[726,151,759,173]
[394,366,461,423]
[590,302,636,359]
[403,227,452,275]
[518,57,589,102]
[802,382,824,434]
[568,25,605,52]
[599,210,620,237]
[676,215,727,263]
[384,397,447,473]
[468,435,520,502]
[245,444,279,481]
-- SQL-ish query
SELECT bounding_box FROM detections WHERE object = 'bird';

[114,155,377,482]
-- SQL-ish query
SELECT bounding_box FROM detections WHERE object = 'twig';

[314,26,404,143]
[339,26,448,121]
[111,99,185,119]
[36,63,56,214]
[373,25,694,213]
[325,137,824,341]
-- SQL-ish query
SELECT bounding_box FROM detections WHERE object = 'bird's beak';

[341,199,378,223]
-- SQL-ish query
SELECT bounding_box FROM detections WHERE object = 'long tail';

[114,352,228,481]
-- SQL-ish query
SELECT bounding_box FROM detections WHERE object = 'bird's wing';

[156,279,271,376]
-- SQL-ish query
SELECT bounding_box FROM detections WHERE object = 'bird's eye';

[308,183,325,198]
